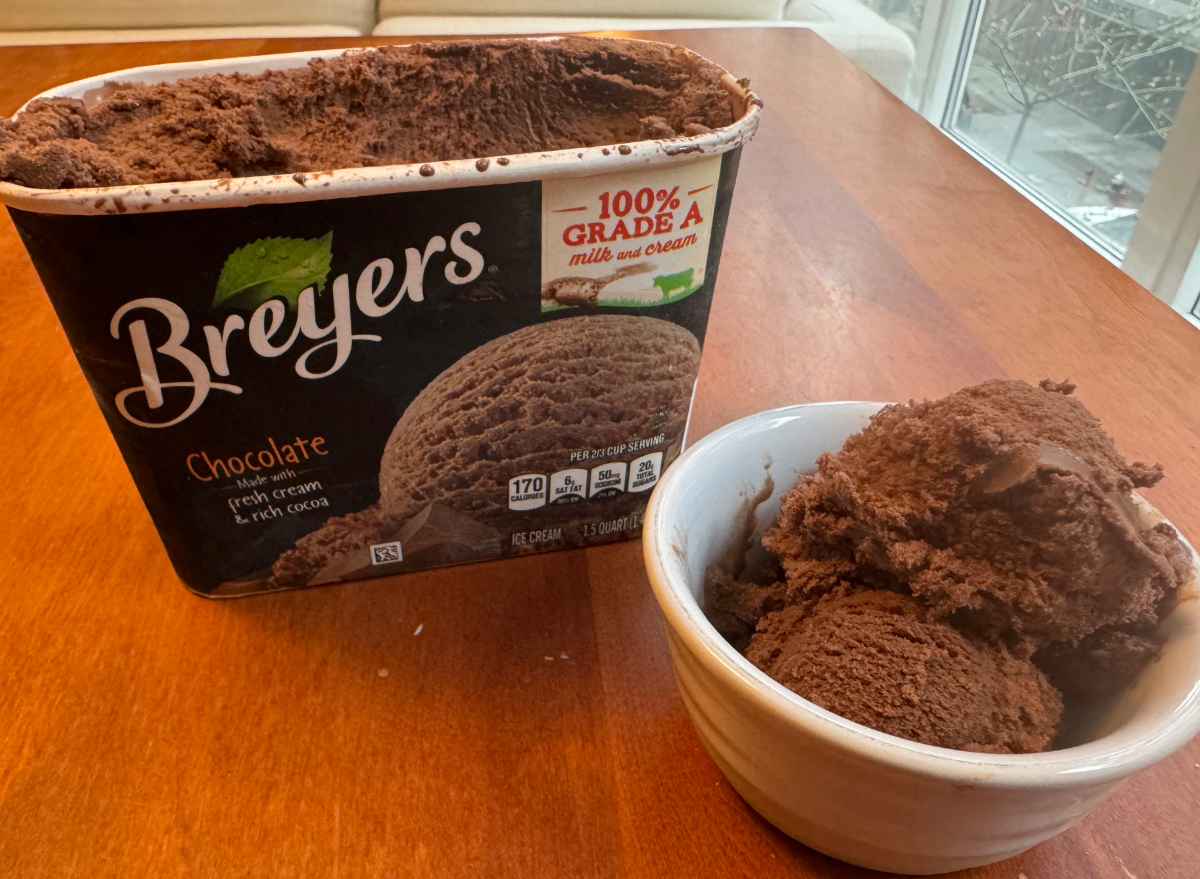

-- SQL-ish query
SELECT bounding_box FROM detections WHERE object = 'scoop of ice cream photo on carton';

[0,36,760,597]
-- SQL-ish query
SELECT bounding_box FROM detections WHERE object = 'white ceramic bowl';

[644,402,1200,875]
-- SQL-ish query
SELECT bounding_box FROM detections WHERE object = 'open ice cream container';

[1,38,761,596]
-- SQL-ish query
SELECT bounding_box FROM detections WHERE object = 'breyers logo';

[109,222,485,428]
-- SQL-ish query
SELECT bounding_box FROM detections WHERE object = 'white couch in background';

[0,0,914,94]
[372,1,914,93]
[0,0,373,41]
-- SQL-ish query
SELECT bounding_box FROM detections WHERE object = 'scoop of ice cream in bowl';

[643,380,1200,874]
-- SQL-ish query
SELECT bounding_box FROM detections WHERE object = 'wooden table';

[2,29,1198,879]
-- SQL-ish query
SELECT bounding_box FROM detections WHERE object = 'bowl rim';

[0,36,761,216]
[645,401,1200,789]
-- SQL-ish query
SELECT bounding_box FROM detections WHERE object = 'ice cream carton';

[0,38,760,596]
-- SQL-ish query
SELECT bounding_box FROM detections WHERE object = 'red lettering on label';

[680,201,704,229]
[569,247,613,266]
[563,223,586,246]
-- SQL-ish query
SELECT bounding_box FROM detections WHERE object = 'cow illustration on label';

[652,268,694,299]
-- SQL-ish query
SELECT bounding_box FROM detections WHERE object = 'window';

[862,0,1200,319]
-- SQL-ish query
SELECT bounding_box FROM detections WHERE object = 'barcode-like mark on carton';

[370,541,403,565]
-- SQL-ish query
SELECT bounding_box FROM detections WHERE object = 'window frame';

[904,0,1200,285]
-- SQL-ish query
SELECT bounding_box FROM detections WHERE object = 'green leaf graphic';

[213,232,334,312]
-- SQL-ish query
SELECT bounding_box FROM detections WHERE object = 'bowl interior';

[664,402,882,596]
[647,403,1200,779]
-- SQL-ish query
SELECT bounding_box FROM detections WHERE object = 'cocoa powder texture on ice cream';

[0,38,738,189]
[272,315,700,588]
[746,590,1063,753]
[762,379,1191,670]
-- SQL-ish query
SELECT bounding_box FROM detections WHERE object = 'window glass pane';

[949,0,1199,255]
[858,0,932,104]
[859,0,929,44]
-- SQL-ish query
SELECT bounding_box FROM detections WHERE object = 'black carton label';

[10,149,740,595]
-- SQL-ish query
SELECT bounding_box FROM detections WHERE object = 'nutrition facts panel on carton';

[509,456,659,510]
[589,462,627,498]
[627,452,663,492]
[549,469,587,504]
[508,474,548,510]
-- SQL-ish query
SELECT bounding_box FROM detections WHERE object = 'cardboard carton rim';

[0,38,761,216]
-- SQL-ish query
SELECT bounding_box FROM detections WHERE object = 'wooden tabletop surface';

[2,28,1199,879]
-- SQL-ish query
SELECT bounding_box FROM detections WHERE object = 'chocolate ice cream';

[749,590,1063,753]
[707,380,1193,752]
[0,38,737,189]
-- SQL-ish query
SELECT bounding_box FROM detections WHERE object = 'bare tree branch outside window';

[862,0,1200,252]
[973,0,1200,161]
